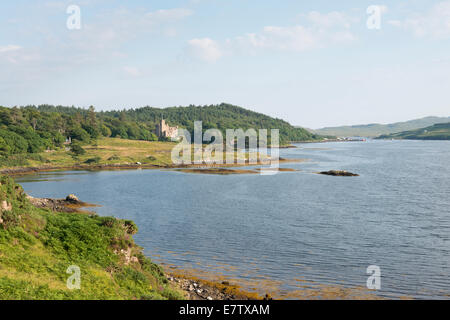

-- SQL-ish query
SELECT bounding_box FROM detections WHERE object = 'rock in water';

[318,170,359,177]
[66,194,80,203]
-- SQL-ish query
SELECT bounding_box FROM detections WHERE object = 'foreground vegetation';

[0,175,183,299]
[377,122,450,140]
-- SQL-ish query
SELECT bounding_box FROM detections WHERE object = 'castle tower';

[155,118,178,138]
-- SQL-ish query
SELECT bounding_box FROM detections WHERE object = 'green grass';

[0,137,178,169]
[0,137,270,169]
[0,175,184,300]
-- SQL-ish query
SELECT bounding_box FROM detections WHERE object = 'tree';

[70,143,86,156]
[69,126,90,142]
[88,106,96,126]
[0,137,11,155]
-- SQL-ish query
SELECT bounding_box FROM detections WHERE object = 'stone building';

[155,119,179,139]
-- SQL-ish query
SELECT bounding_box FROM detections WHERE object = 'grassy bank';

[0,138,177,170]
[0,137,303,176]
[0,175,183,299]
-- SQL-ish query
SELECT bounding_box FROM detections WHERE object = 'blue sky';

[1,0,449,128]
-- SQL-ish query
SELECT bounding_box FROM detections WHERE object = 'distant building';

[155,119,178,139]
[64,137,72,145]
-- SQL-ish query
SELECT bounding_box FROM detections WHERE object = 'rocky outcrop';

[65,194,80,203]
[318,170,359,176]
[114,247,139,266]
[1,200,12,212]
[0,201,13,225]
[26,194,88,212]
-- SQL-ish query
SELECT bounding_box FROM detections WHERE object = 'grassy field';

[43,138,177,167]
[0,137,273,171]
[0,138,177,169]
[0,175,184,299]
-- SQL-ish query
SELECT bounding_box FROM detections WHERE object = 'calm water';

[16,140,450,299]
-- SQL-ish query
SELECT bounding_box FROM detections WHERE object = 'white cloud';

[236,26,318,52]
[0,45,22,53]
[0,45,41,65]
[187,38,223,62]
[188,10,357,61]
[122,66,141,77]
[0,5,194,88]
[304,11,355,29]
[390,1,450,38]
[145,8,194,22]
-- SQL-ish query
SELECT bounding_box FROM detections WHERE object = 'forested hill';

[0,103,318,157]
[377,122,450,140]
[100,104,317,142]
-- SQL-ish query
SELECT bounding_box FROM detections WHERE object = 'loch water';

[17,140,450,299]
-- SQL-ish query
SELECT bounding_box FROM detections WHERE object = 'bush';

[0,154,49,168]
[84,157,101,164]
[70,144,86,156]
[100,217,119,228]
[124,220,138,235]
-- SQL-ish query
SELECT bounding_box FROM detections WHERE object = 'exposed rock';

[167,274,261,300]
[1,200,12,212]
[114,247,139,266]
[26,194,90,213]
[318,170,359,177]
[65,194,80,203]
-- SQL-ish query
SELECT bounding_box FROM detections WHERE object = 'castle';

[155,119,178,139]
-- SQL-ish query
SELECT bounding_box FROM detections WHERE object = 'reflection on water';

[16,140,450,299]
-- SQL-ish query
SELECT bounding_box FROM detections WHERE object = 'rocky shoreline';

[24,192,267,300]
[167,274,271,300]
[26,193,97,213]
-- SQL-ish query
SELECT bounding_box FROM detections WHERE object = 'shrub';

[100,217,119,228]
[84,157,101,164]
[70,144,86,156]
[123,220,138,235]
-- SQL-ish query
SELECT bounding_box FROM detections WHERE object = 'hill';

[0,103,318,163]
[377,122,450,140]
[310,116,450,137]
[0,175,183,299]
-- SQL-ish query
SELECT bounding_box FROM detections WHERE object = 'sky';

[0,0,449,128]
